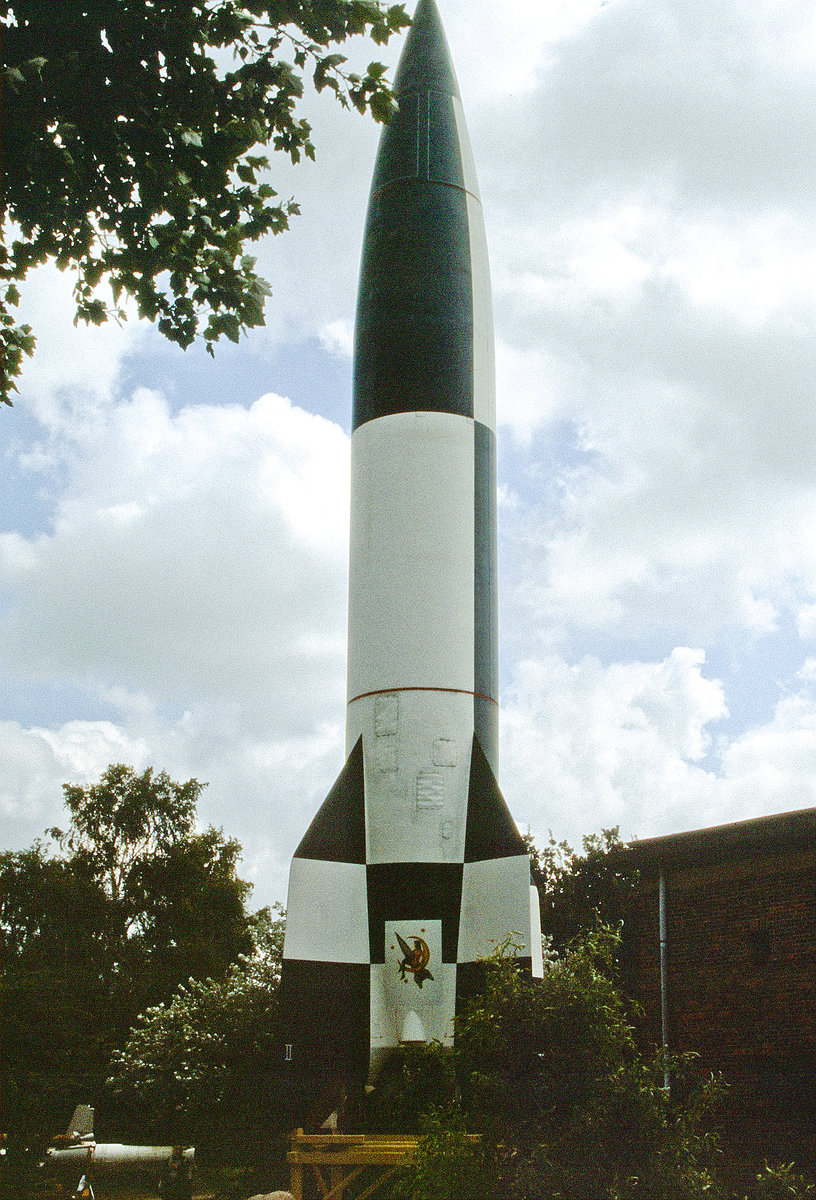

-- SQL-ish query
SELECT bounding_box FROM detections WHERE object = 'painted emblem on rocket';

[395,932,434,988]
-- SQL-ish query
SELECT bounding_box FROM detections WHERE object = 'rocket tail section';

[277,732,542,1122]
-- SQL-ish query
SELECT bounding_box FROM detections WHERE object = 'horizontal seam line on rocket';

[348,685,498,705]
[368,177,481,204]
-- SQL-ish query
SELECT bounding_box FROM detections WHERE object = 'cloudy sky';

[3,0,816,911]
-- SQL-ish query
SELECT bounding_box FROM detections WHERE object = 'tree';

[57,762,200,904]
[0,763,256,1150]
[50,764,254,1007]
[107,905,286,1184]
[1,0,410,405]
[527,826,637,953]
[0,841,110,1142]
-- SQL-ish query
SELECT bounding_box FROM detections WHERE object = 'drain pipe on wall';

[658,866,671,1094]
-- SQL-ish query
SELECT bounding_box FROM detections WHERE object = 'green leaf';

[1,0,405,401]
[84,262,105,288]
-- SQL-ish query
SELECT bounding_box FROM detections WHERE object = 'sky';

[3,0,816,912]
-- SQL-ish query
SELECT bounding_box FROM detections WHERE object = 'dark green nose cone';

[353,0,484,432]
[392,0,460,99]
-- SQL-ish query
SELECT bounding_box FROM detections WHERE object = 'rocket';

[278,0,542,1116]
[40,1106,194,1191]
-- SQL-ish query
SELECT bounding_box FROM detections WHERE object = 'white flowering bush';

[107,904,284,1149]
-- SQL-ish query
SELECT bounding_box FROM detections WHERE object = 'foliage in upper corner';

[0,0,410,405]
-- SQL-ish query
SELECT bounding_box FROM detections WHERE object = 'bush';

[747,1162,815,1200]
[398,929,725,1200]
[362,1044,458,1134]
[408,1106,496,1200]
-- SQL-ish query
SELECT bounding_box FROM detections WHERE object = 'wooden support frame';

[287,1130,481,1200]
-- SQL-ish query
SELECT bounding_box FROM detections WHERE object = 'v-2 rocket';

[278,0,542,1114]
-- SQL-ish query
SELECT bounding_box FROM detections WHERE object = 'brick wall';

[622,832,816,1167]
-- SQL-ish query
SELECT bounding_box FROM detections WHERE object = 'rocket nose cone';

[393,0,460,99]
[368,0,469,198]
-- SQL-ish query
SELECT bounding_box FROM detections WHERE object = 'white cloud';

[443,0,608,98]
[494,340,573,443]
[797,605,816,640]
[721,691,816,814]
[797,657,816,682]
[1,390,350,734]
[662,215,816,325]
[501,648,728,843]
[501,645,816,852]
[0,723,71,824]
[319,319,355,359]
[473,0,816,657]
[0,384,354,896]
[0,719,149,827]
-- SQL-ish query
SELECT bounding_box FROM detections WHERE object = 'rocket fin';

[464,735,527,862]
[282,735,369,965]
[457,736,538,1001]
[293,735,366,863]
[65,1105,94,1139]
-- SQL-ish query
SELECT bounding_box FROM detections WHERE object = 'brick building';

[621,808,816,1167]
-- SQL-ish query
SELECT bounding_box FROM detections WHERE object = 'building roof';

[622,806,816,870]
